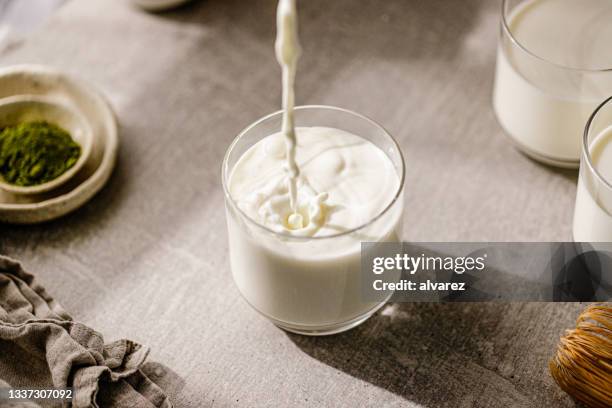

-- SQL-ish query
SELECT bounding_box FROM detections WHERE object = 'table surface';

[0,0,587,406]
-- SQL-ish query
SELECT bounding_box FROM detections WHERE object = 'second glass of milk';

[573,96,612,242]
[493,0,612,168]
[222,106,405,336]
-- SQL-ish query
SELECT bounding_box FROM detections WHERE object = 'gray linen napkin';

[0,256,173,408]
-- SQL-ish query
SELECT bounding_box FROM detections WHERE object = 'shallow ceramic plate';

[0,65,118,224]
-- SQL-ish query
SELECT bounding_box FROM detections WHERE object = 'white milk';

[493,0,612,166]
[227,127,402,330]
[573,126,612,242]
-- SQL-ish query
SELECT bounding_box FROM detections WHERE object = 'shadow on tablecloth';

[288,303,579,408]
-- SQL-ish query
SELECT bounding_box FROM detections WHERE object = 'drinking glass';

[493,0,612,168]
[573,96,612,242]
[222,105,405,335]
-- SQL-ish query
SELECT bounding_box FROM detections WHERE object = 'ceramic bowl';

[0,64,118,224]
[0,95,93,195]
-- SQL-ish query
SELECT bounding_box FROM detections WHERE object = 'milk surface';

[574,126,612,242]
[493,0,612,165]
[511,0,612,70]
[230,127,399,238]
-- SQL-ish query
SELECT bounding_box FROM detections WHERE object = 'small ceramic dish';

[0,95,93,195]
[131,0,192,12]
[0,64,119,224]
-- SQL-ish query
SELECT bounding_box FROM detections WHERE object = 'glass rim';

[500,0,612,73]
[221,104,406,241]
[583,95,612,191]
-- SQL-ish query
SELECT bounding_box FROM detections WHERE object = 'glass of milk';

[222,106,405,335]
[493,0,612,168]
[573,96,612,242]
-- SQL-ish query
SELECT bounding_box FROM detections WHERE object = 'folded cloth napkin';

[0,256,173,408]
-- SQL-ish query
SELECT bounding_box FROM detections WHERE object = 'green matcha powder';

[0,121,81,187]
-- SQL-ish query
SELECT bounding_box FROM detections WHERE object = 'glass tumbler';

[492,0,612,168]
[573,96,612,242]
[222,106,405,336]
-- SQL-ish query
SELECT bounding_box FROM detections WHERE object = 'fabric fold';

[0,256,173,408]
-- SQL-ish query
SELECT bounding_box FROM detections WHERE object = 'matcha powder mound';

[0,121,81,187]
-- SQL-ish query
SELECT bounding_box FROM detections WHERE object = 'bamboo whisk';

[549,304,612,408]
